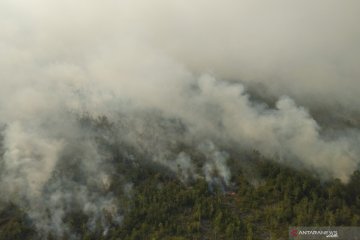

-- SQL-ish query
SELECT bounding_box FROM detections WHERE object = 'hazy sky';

[1,0,360,110]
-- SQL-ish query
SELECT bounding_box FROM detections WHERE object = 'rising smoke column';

[0,0,360,237]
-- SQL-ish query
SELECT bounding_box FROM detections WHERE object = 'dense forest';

[0,117,359,239]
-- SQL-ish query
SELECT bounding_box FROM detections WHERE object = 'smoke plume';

[0,0,359,237]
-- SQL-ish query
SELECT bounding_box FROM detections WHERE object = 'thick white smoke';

[0,0,360,237]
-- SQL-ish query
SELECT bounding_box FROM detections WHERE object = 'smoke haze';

[0,0,359,237]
